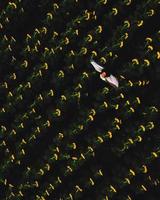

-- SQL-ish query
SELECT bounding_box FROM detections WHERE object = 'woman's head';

[101,72,107,78]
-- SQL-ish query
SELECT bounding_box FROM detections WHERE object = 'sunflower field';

[0,0,160,200]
